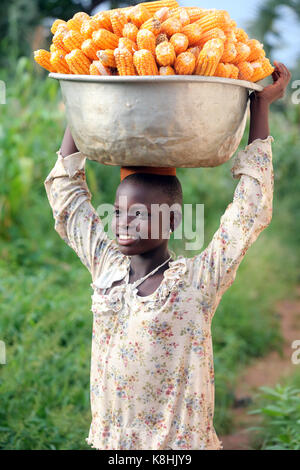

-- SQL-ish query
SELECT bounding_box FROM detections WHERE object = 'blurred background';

[0,0,300,451]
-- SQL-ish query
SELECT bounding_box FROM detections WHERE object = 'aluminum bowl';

[49,73,263,168]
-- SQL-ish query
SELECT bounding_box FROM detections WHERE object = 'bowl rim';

[48,73,263,92]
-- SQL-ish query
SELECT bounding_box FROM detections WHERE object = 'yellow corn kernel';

[214,62,231,78]
[231,42,251,64]
[130,5,152,28]
[221,40,237,63]
[122,22,139,42]
[140,0,179,14]
[50,44,58,53]
[154,7,171,22]
[197,27,226,47]
[92,29,119,50]
[53,29,69,52]
[50,50,70,74]
[161,17,182,37]
[156,33,168,46]
[92,11,113,32]
[247,39,265,62]
[65,49,91,74]
[227,63,239,79]
[90,60,111,75]
[51,19,67,35]
[234,28,248,43]
[187,46,201,60]
[225,28,237,42]
[97,49,116,68]
[182,23,202,46]
[251,58,274,82]
[175,51,196,74]
[34,49,55,72]
[237,61,254,81]
[195,38,224,76]
[114,47,136,75]
[67,12,90,32]
[140,18,162,36]
[119,37,138,54]
[170,8,190,27]
[195,10,231,33]
[159,65,175,75]
[155,40,176,66]
[63,30,84,52]
[170,33,189,55]
[81,39,99,60]
[137,29,156,55]
[133,49,159,75]
[185,7,213,23]
[110,10,128,37]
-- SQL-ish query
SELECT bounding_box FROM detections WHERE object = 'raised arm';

[44,127,123,282]
[189,62,291,313]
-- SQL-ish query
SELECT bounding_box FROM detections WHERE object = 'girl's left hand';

[250,61,292,106]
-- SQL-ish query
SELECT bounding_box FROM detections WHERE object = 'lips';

[117,233,140,246]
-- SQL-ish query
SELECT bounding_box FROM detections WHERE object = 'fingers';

[273,61,292,82]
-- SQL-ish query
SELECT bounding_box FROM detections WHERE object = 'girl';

[44,62,291,450]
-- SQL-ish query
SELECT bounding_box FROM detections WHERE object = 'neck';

[129,244,171,278]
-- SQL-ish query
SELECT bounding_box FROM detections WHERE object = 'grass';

[0,56,300,448]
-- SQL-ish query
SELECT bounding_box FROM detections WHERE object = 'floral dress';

[44,136,274,450]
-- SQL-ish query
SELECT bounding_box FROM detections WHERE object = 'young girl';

[44,62,290,450]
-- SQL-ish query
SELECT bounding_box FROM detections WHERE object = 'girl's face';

[111,180,174,256]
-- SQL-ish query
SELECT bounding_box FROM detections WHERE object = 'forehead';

[115,180,169,207]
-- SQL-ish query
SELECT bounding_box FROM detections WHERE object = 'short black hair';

[119,173,183,207]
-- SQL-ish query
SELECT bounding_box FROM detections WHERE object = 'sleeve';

[44,149,121,282]
[189,136,274,308]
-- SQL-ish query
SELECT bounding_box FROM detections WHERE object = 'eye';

[113,209,120,216]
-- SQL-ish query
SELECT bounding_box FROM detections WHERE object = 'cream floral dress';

[44,136,274,450]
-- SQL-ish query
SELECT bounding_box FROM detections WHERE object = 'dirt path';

[219,286,300,450]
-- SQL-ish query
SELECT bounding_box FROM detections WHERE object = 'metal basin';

[49,73,263,168]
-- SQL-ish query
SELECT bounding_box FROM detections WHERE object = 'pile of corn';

[34,0,274,82]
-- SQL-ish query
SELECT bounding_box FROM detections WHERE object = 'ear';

[171,208,182,232]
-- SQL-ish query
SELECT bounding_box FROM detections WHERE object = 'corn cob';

[114,47,136,75]
[185,7,214,23]
[237,61,254,81]
[122,22,139,42]
[34,49,55,72]
[187,46,201,60]
[110,10,128,37]
[247,39,265,62]
[159,65,175,75]
[234,28,248,43]
[90,60,111,75]
[195,10,231,34]
[161,16,182,37]
[119,37,138,54]
[53,29,69,52]
[81,38,99,60]
[214,62,231,78]
[227,63,239,79]
[92,11,113,32]
[140,18,161,36]
[197,27,226,47]
[96,49,116,68]
[170,33,189,55]
[225,28,237,42]
[170,8,190,27]
[130,5,152,28]
[195,38,224,76]
[133,49,159,75]
[181,23,202,46]
[63,30,84,52]
[251,58,274,82]
[175,51,196,74]
[67,12,90,32]
[51,19,67,35]
[221,40,237,63]
[50,50,70,74]
[155,40,176,66]
[156,33,168,45]
[81,18,102,39]
[92,29,119,50]
[65,49,91,74]
[137,29,156,55]
[231,42,251,64]
[50,44,59,53]
[153,7,171,22]
[139,0,179,14]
